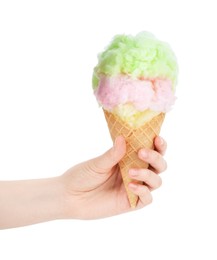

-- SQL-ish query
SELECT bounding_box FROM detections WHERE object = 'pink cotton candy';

[94,75,176,112]
[151,79,176,111]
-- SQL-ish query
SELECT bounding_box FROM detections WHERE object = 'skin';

[0,136,167,229]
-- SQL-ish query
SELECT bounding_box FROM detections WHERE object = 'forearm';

[0,177,67,229]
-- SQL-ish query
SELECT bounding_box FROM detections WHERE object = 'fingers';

[154,136,167,155]
[128,183,153,206]
[128,168,162,207]
[129,169,162,190]
[127,136,166,208]
[138,147,167,174]
[91,136,126,172]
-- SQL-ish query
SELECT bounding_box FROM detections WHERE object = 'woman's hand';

[0,136,167,229]
[62,136,167,219]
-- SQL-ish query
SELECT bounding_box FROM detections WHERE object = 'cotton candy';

[95,75,175,112]
[93,32,178,91]
[92,31,178,126]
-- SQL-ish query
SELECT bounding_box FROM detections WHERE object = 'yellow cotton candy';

[113,104,160,128]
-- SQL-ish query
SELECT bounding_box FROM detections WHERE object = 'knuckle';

[152,151,161,163]
[159,159,167,173]
[146,193,153,205]
[160,138,167,151]
[163,160,168,171]
[139,186,153,206]
[156,177,162,188]
[144,186,152,199]
[145,169,152,179]
[163,140,167,150]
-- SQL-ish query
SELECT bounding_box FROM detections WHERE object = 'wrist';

[58,175,81,220]
[47,176,70,220]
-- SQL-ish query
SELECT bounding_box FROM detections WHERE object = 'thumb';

[92,136,126,172]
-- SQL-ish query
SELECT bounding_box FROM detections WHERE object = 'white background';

[0,0,217,259]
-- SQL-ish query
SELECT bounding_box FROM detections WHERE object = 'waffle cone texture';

[103,109,165,208]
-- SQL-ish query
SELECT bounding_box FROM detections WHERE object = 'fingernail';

[129,169,137,177]
[129,183,137,190]
[159,137,164,145]
[140,150,148,159]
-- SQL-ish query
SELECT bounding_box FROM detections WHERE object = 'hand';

[61,136,167,219]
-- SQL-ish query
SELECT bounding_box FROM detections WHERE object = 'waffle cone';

[103,109,165,208]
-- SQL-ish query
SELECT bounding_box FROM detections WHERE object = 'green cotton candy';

[92,31,178,90]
